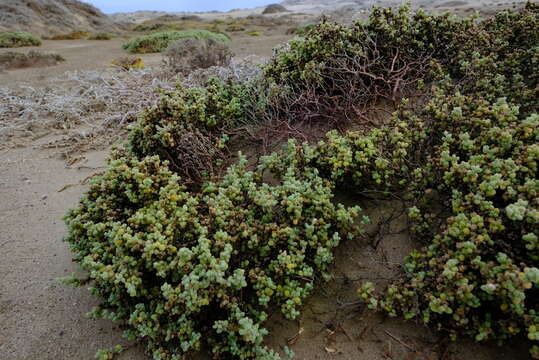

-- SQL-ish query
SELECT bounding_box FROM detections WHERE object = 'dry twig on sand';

[0,68,175,152]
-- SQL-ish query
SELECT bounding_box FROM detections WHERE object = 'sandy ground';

[0,33,290,88]
[0,6,533,359]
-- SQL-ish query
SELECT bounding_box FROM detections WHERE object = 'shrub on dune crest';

[122,30,230,54]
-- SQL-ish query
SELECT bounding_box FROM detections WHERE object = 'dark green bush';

[0,31,41,48]
[122,30,230,54]
[133,22,170,32]
[263,5,474,125]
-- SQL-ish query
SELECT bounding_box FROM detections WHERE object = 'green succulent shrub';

[263,5,473,125]
[63,2,539,359]
[0,31,42,48]
[351,3,538,357]
[122,30,230,54]
[264,3,539,357]
[64,152,364,359]
[128,77,252,184]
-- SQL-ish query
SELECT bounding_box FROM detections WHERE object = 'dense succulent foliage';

[355,3,539,357]
[128,77,253,184]
[360,90,539,357]
[65,152,364,359]
[122,30,230,54]
[64,3,539,359]
[263,5,472,125]
[0,31,41,48]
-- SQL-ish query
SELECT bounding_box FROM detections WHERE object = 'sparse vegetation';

[0,51,65,70]
[226,25,246,32]
[162,38,232,76]
[110,56,145,70]
[60,3,539,360]
[50,30,91,40]
[122,30,230,54]
[133,22,167,32]
[88,32,114,40]
[0,31,41,48]
[262,4,289,14]
[247,30,262,36]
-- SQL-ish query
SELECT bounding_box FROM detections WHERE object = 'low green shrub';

[359,93,539,358]
[264,3,539,357]
[133,22,170,32]
[262,4,288,14]
[122,30,230,54]
[129,77,248,183]
[63,3,539,360]
[263,5,473,125]
[0,31,41,48]
[64,152,364,359]
[50,30,91,40]
[355,4,538,357]
[89,32,114,40]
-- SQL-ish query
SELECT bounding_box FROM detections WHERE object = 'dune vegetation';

[122,29,230,54]
[0,31,41,48]
[63,3,538,360]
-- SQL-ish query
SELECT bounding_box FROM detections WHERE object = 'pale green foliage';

[122,30,230,54]
[64,152,364,359]
[64,3,539,359]
[0,31,41,48]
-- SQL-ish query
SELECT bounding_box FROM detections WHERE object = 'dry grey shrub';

[0,68,175,151]
[162,37,232,75]
[182,55,264,88]
[0,51,64,70]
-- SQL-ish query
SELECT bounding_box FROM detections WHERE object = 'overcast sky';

[86,0,277,14]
